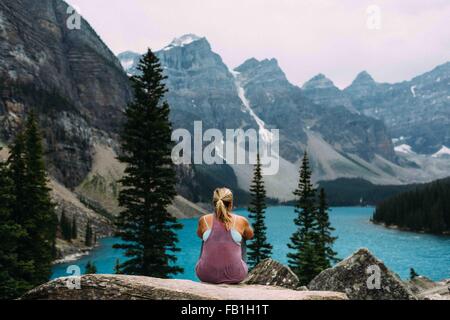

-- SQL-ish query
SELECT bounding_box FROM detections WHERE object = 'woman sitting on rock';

[196,188,254,284]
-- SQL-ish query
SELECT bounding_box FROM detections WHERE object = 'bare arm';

[243,218,254,240]
[197,217,205,239]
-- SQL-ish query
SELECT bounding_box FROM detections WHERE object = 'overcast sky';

[65,0,450,88]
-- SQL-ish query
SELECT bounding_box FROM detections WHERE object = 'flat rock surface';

[22,274,348,300]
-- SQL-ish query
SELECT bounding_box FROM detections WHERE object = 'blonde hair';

[213,188,233,230]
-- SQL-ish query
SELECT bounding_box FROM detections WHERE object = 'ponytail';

[213,188,233,230]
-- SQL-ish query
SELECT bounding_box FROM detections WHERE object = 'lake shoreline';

[371,219,450,237]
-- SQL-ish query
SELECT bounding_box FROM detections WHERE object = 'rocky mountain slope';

[0,0,133,187]
[0,0,134,258]
[0,1,207,259]
[344,64,450,155]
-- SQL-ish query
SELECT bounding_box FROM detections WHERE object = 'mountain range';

[118,34,450,201]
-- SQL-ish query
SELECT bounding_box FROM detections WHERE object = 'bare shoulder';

[198,213,213,223]
[234,214,250,226]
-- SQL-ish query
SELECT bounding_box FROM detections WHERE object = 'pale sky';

[65,0,450,88]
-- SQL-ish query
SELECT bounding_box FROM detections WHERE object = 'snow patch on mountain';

[164,34,203,51]
[231,72,274,143]
[432,145,450,158]
[120,59,134,71]
[394,144,415,154]
[410,85,417,97]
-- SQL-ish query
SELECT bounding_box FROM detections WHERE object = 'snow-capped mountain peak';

[117,51,141,75]
[164,34,203,50]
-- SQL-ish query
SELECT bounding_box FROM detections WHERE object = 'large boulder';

[21,275,347,300]
[243,259,300,290]
[308,248,417,300]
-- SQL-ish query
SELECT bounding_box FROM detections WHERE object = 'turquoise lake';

[51,206,450,281]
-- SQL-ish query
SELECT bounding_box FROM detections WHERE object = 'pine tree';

[287,152,321,285]
[71,216,78,240]
[0,157,31,299]
[59,210,72,241]
[410,268,419,280]
[24,112,58,284]
[85,261,97,274]
[113,49,183,277]
[114,259,122,274]
[315,188,338,270]
[85,221,93,247]
[7,132,36,291]
[9,112,57,287]
[247,153,272,268]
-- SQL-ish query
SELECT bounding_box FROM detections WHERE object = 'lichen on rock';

[21,275,348,300]
[308,248,417,300]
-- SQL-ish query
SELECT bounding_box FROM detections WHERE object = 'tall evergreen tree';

[315,188,338,270]
[113,49,183,277]
[287,152,321,285]
[247,153,272,268]
[8,113,57,287]
[7,132,36,291]
[71,216,78,240]
[59,210,72,241]
[85,221,93,247]
[410,268,419,280]
[85,261,97,274]
[0,157,30,299]
[114,259,122,275]
[23,112,57,285]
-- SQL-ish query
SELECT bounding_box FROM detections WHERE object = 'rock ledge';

[21,274,347,300]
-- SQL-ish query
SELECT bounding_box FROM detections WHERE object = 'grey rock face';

[0,0,132,187]
[345,64,450,154]
[243,259,300,290]
[120,36,398,195]
[302,73,356,112]
[156,37,257,132]
[117,51,141,76]
[235,58,396,163]
[345,71,381,100]
[308,248,417,300]
[21,274,348,300]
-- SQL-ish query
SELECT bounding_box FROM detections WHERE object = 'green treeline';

[0,113,57,299]
[373,178,450,234]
